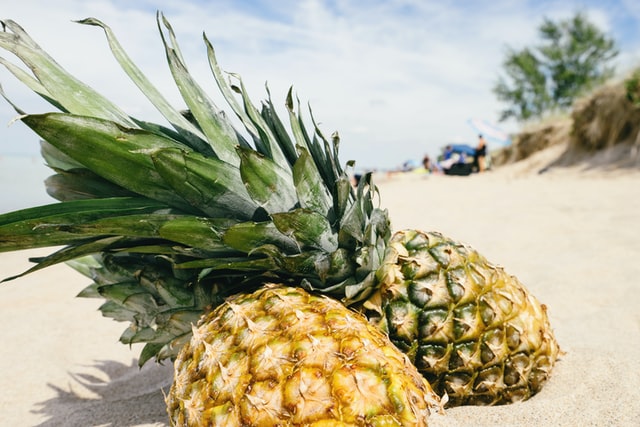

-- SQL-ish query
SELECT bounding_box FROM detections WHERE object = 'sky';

[1,0,640,171]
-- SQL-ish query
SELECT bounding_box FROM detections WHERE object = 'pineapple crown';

[0,14,391,362]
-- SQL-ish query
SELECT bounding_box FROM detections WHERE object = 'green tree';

[494,12,618,122]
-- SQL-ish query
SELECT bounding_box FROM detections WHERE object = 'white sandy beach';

[1,149,640,426]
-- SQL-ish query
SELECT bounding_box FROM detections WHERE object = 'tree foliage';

[624,68,640,107]
[494,12,618,122]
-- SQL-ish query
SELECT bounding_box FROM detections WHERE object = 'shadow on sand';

[33,359,173,427]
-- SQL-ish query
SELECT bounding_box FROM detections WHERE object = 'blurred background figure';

[474,134,487,172]
[422,154,435,173]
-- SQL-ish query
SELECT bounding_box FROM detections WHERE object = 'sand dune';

[1,155,639,426]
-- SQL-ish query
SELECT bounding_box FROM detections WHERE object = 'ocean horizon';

[0,155,55,213]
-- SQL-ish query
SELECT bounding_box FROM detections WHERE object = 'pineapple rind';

[166,286,442,426]
[368,230,560,406]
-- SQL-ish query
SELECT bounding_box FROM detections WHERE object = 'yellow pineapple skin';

[166,285,442,426]
[365,230,560,406]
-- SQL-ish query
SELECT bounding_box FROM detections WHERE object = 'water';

[0,155,56,213]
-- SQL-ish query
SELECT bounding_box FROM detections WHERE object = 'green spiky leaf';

[99,301,137,322]
[0,197,170,251]
[0,19,133,123]
[222,221,299,254]
[293,147,333,216]
[155,15,241,164]
[271,209,338,252]
[76,16,215,154]
[237,146,297,213]
[20,113,196,211]
[151,148,258,219]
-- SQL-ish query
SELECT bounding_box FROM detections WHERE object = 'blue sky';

[1,0,640,170]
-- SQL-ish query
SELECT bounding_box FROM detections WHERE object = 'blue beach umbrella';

[467,118,511,147]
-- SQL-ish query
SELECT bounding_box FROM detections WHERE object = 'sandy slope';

[1,156,639,426]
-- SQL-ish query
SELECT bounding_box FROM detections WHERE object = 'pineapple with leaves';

[0,12,559,412]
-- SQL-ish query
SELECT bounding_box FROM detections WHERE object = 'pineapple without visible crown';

[0,12,559,416]
[167,285,441,426]
[366,229,559,405]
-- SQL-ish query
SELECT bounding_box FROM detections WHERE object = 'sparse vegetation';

[494,12,618,122]
[624,68,640,107]
[493,75,640,170]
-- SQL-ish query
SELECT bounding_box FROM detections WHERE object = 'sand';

[1,154,640,426]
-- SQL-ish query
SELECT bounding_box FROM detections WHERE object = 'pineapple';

[0,12,559,412]
[364,229,559,405]
[166,285,441,425]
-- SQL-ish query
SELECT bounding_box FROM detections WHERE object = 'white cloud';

[1,0,638,170]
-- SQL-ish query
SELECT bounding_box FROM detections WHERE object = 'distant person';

[474,134,487,172]
[422,154,434,172]
[443,145,453,161]
[438,145,456,171]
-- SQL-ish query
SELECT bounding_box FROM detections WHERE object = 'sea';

[0,155,56,213]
